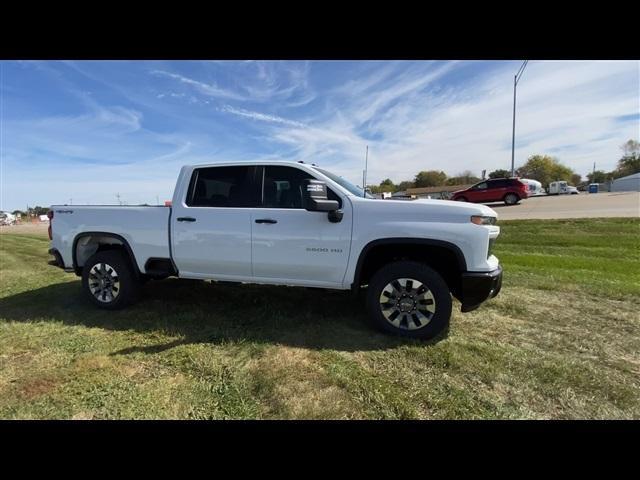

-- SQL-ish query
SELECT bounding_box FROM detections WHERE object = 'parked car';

[47,161,502,340]
[451,178,529,205]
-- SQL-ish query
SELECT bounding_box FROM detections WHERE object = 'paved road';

[487,191,640,220]
[1,193,638,234]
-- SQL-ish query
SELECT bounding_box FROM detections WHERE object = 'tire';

[82,250,140,309]
[455,196,467,202]
[366,261,452,340]
[504,193,519,205]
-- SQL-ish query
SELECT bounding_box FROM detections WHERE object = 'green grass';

[0,218,639,419]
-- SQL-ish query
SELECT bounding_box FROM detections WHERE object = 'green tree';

[27,206,50,216]
[517,155,575,188]
[414,170,447,188]
[587,170,611,184]
[488,169,511,179]
[571,173,582,186]
[615,139,640,178]
[378,178,395,192]
[569,173,582,186]
[621,139,640,156]
[446,170,480,185]
[395,180,415,192]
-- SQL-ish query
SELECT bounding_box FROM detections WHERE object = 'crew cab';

[48,161,502,340]
[451,178,529,205]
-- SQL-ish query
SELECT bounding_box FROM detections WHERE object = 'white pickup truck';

[48,161,502,340]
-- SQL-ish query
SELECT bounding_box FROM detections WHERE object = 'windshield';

[314,167,375,198]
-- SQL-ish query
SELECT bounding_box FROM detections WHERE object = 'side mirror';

[302,179,340,212]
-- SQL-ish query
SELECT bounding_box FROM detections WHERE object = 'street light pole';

[511,60,528,177]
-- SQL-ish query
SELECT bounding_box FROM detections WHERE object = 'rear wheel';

[504,193,519,205]
[82,250,140,309]
[366,261,452,340]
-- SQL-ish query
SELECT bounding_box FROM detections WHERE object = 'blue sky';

[1,60,638,211]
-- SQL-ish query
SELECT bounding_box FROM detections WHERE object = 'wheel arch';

[351,238,467,297]
[72,232,140,278]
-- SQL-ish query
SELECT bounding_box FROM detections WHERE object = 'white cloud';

[151,70,246,101]
[251,60,639,185]
[2,60,638,211]
[219,105,307,128]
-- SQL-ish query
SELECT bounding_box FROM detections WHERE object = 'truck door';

[251,165,352,287]
[171,165,259,279]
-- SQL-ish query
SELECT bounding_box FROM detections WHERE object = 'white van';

[548,181,579,195]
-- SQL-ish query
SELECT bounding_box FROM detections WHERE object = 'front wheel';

[504,193,519,205]
[455,196,467,202]
[82,250,140,309]
[366,261,452,340]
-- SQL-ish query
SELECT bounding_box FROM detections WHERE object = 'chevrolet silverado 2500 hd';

[48,161,502,340]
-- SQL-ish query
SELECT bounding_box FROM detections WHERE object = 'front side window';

[261,166,342,209]
[474,182,488,190]
[186,166,258,207]
[314,167,374,198]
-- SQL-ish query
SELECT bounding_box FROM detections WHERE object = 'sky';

[1,60,638,211]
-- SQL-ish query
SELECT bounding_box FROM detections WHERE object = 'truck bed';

[50,205,172,273]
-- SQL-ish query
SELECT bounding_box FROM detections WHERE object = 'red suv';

[451,178,529,205]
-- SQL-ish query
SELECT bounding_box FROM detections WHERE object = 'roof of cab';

[187,160,319,169]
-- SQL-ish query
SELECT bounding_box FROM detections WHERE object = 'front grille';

[488,238,496,258]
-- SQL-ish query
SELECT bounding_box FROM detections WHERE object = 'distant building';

[610,172,640,192]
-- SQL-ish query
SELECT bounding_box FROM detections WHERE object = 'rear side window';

[186,166,258,207]
[261,166,342,209]
[489,179,508,188]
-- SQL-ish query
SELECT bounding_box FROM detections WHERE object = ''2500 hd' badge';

[306,247,343,253]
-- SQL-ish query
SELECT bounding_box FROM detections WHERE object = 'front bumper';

[460,266,502,312]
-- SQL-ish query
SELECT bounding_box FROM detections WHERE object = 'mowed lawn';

[0,218,638,419]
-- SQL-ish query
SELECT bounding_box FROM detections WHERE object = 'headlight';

[471,215,497,225]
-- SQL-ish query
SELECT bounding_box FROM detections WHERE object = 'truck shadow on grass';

[0,279,447,353]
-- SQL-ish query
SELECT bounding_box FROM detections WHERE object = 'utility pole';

[116,193,121,205]
[363,145,369,198]
[511,60,529,177]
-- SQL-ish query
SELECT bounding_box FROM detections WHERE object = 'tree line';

[587,139,640,184]
[9,206,50,217]
[368,139,639,193]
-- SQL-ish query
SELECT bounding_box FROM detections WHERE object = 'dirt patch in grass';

[247,346,360,419]
[17,376,61,400]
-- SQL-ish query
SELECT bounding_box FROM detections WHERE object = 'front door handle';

[255,218,277,224]
[177,217,196,222]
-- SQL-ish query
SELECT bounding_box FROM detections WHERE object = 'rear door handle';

[177,217,196,222]
[255,218,277,224]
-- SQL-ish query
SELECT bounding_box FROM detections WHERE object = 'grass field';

[0,218,638,419]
